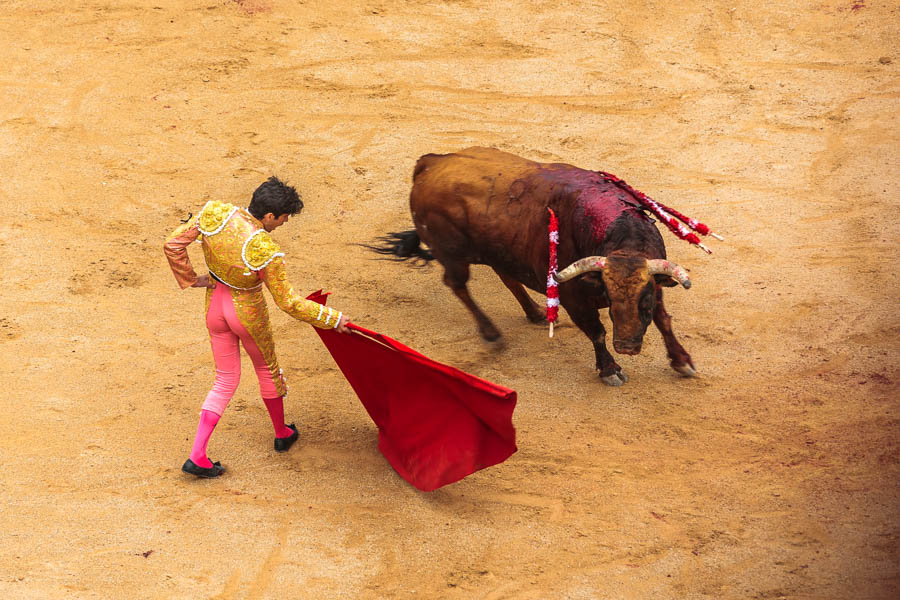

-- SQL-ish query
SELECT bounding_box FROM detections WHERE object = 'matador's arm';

[163,214,200,289]
[261,257,344,329]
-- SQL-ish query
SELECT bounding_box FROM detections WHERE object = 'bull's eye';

[583,273,604,287]
[638,287,655,324]
[640,306,652,325]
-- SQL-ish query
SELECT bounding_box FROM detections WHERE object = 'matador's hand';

[335,313,352,334]
[191,275,216,289]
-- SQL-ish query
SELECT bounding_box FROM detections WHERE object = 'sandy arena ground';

[1,1,898,598]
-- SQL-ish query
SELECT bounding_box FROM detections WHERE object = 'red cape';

[307,291,517,491]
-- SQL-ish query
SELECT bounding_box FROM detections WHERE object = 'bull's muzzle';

[613,339,643,355]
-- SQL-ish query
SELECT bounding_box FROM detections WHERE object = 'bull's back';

[409,147,559,286]
[410,147,546,236]
[412,146,538,197]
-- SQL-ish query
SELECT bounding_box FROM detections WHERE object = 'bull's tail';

[362,230,435,264]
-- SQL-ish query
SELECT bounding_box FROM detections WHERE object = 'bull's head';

[554,255,691,355]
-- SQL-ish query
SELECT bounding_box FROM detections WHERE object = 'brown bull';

[369,147,696,386]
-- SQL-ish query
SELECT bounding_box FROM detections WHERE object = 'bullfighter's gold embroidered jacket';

[164,200,343,330]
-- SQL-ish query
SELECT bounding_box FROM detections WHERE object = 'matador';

[164,176,351,478]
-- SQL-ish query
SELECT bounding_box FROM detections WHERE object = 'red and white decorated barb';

[639,196,711,254]
[596,171,723,253]
[546,208,560,338]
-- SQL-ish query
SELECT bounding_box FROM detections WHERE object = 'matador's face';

[262,212,292,232]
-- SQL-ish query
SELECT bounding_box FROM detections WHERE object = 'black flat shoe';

[182,458,225,478]
[274,424,299,453]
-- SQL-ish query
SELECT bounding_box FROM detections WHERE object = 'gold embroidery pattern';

[263,258,341,329]
[201,210,262,289]
[198,201,237,236]
[243,231,284,271]
[230,286,287,397]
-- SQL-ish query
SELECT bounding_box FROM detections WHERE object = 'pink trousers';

[203,283,280,415]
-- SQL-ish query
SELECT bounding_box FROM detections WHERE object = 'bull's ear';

[654,274,678,287]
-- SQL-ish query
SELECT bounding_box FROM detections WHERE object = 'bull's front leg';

[560,289,628,386]
[652,287,696,377]
[493,269,546,324]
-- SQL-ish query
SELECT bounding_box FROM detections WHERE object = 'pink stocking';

[263,396,294,438]
[189,409,221,468]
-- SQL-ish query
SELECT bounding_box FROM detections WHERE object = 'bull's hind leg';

[493,269,546,324]
[441,260,501,341]
[652,288,696,377]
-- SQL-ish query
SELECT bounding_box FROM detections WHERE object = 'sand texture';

[1,1,898,598]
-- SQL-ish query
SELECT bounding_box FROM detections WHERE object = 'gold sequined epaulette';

[242,230,285,271]
[197,201,239,236]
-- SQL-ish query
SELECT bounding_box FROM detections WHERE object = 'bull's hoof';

[526,313,547,324]
[673,363,696,377]
[480,329,502,342]
[600,371,628,386]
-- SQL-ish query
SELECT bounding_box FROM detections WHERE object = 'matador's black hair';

[248,176,303,219]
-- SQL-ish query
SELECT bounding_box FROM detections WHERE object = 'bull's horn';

[553,256,607,282]
[647,259,692,289]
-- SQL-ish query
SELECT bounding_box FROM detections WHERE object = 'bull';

[369,146,697,386]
